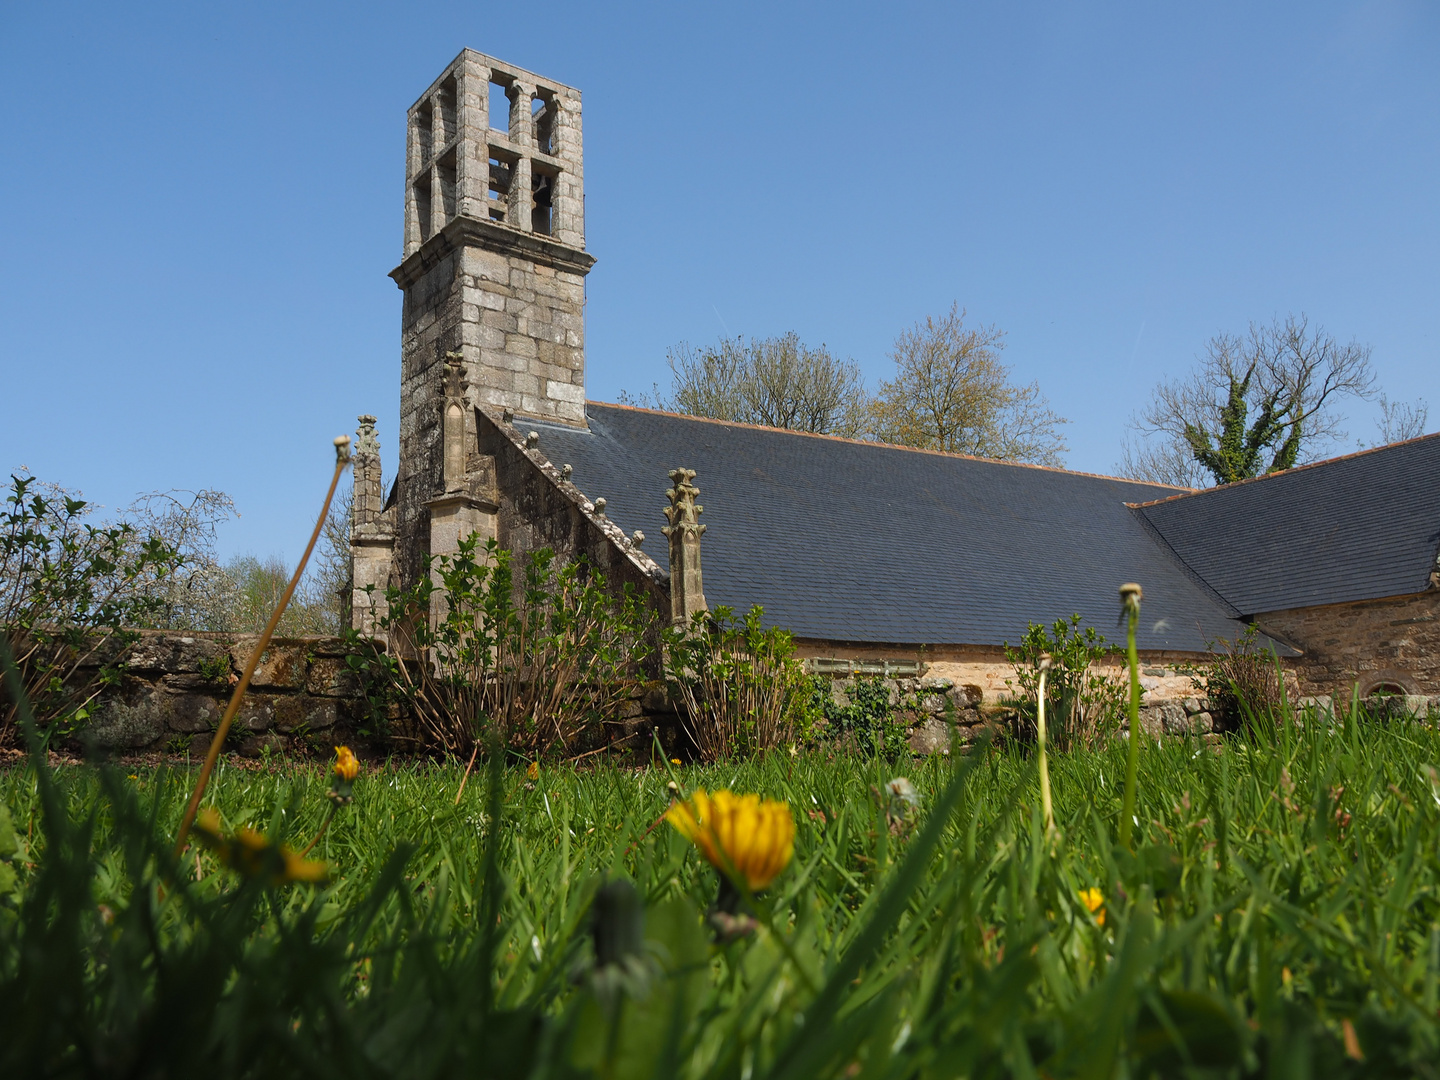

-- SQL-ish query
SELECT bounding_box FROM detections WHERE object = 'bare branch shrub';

[1192,625,1282,731]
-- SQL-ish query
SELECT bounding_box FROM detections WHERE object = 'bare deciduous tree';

[1375,395,1430,445]
[1121,314,1376,487]
[621,333,872,438]
[871,304,1069,466]
[124,488,237,630]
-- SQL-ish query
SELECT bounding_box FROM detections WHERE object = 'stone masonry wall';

[797,643,1232,754]
[1256,588,1440,700]
[81,629,684,760]
[84,631,370,756]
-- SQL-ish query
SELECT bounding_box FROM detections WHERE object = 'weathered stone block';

[306,658,360,698]
[229,641,307,690]
[909,717,952,755]
[126,635,228,674]
[165,693,223,734]
[274,695,338,734]
[88,690,170,750]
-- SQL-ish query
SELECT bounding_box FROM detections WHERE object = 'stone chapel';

[352,49,1440,729]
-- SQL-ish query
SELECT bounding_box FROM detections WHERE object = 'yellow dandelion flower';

[192,808,329,887]
[665,789,794,891]
[333,746,360,782]
[328,746,359,806]
[670,758,682,766]
[527,760,540,781]
[1079,887,1105,926]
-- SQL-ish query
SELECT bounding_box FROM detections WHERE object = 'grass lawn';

[2,712,1439,1077]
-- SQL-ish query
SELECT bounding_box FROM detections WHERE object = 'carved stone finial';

[593,497,607,516]
[525,431,540,449]
[355,415,380,457]
[443,351,468,402]
[502,408,515,425]
[560,463,573,479]
[352,416,384,527]
[661,467,707,627]
[631,530,644,547]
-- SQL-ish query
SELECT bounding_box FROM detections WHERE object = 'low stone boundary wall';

[813,673,1226,755]
[82,630,683,758]
[83,634,1427,760]
[87,631,370,756]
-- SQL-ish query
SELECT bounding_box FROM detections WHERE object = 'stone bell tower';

[388,49,595,586]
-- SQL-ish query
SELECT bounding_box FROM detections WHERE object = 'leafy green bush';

[1,473,181,745]
[1004,614,1125,749]
[351,535,657,758]
[664,605,809,761]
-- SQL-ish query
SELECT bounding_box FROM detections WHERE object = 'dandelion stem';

[174,438,352,855]
[297,803,337,858]
[1118,584,1143,850]
[1037,656,1054,838]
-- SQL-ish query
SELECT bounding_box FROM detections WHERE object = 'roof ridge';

[588,400,1193,490]
[1127,430,1440,509]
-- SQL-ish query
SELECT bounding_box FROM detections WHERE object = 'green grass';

[3,710,1440,1077]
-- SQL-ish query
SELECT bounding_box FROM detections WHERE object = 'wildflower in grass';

[527,760,540,781]
[328,745,359,805]
[671,758,682,766]
[1079,887,1105,926]
[883,777,921,835]
[192,809,328,887]
[886,777,919,808]
[665,789,794,892]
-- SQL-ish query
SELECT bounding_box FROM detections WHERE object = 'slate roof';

[530,404,1256,652]
[1136,433,1440,616]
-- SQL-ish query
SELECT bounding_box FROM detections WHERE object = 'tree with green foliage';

[872,304,1070,466]
[1122,314,1375,487]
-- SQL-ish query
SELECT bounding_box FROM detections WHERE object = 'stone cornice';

[390,215,596,289]
[426,490,499,514]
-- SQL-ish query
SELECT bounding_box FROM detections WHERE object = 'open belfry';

[354,49,1440,721]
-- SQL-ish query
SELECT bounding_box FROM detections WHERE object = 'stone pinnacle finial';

[661,468,707,628]
[355,415,380,457]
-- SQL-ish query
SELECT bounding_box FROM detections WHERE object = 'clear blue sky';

[2,2,1436,564]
